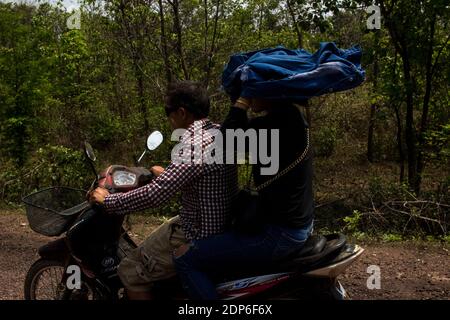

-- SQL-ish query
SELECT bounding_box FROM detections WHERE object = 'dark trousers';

[173,222,313,299]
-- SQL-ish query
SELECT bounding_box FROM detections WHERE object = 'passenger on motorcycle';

[89,81,239,299]
[173,96,315,299]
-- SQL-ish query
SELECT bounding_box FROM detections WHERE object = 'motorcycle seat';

[216,234,347,281]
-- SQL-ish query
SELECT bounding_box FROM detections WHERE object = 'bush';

[33,145,91,187]
[0,145,91,204]
[367,176,412,205]
[354,177,449,236]
[343,209,362,234]
[85,106,123,146]
[314,126,337,157]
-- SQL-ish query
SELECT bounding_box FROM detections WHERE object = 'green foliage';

[381,233,403,242]
[424,123,450,161]
[85,106,123,146]
[368,176,413,204]
[442,234,450,244]
[343,209,362,234]
[357,176,449,236]
[0,145,91,204]
[0,1,448,241]
[33,145,91,188]
[314,126,337,157]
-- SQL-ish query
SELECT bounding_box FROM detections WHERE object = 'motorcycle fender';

[38,238,69,260]
[303,245,364,278]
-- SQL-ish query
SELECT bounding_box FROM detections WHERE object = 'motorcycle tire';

[24,258,100,300]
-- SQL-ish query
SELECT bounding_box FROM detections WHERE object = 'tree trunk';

[403,55,417,192]
[379,1,417,192]
[394,103,405,182]
[390,53,405,182]
[367,32,380,163]
[367,104,376,162]
[135,63,150,133]
[286,0,309,124]
[286,0,303,48]
[416,12,437,193]
[204,0,220,88]
[170,0,189,80]
[117,1,150,132]
[158,0,172,84]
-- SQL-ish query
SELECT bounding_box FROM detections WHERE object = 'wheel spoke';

[29,262,97,300]
[32,265,65,300]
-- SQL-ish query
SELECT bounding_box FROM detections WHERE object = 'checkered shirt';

[104,119,238,240]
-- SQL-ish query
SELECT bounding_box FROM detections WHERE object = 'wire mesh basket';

[22,187,90,237]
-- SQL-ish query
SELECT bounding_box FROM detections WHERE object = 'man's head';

[165,81,210,129]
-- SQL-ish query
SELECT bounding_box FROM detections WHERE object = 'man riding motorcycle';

[89,81,238,299]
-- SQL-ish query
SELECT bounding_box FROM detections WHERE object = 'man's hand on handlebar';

[150,166,165,177]
[89,187,110,205]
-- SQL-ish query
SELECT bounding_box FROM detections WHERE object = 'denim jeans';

[173,221,313,299]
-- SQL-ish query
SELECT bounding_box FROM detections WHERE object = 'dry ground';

[0,210,448,300]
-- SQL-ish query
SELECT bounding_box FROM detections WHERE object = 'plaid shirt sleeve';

[103,162,203,215]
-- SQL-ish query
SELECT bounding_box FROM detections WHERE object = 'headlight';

[113,170,137,186]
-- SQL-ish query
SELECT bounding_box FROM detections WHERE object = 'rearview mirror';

[137,131,164,164]
[84,142,97,162]
[147,131,163,151]
[84,141,98,181]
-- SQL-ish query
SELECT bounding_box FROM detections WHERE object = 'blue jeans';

[173,221,313,299]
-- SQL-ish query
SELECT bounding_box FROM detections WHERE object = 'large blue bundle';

[222,42,365,102]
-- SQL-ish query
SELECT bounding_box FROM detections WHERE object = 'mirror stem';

[137,150,146,164]
[88,160,98,182]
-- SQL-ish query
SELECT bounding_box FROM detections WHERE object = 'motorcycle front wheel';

[24,258,98,300]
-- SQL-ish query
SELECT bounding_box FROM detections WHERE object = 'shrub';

[355,177,449,236]
[0,145,91,204]
[314,126,337,158]
[343,209,362,234]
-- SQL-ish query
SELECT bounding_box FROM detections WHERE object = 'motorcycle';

[23,131,364,300]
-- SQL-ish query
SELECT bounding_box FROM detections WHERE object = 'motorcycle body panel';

[98,165,152,193]
[66,207,123,277]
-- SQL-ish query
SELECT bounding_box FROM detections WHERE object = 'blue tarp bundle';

[222,42,365,102]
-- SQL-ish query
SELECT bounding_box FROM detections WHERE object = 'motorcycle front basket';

[22,187,89,237]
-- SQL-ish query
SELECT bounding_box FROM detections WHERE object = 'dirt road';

[0,210,448,300]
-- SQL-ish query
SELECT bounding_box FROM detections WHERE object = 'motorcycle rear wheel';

[24,258,98,300]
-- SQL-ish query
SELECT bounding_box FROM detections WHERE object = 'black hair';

[165,81,210,119]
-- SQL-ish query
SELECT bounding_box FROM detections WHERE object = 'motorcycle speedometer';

[112,170,137,186]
